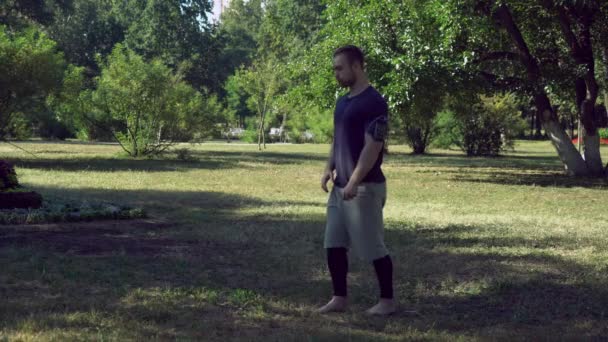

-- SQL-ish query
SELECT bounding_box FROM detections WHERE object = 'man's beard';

[338,77,355,87]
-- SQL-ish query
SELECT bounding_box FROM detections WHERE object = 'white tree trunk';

[582,130,604,176]
[543,117,589,176]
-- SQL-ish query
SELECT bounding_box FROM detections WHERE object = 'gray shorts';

[324,182,389,261]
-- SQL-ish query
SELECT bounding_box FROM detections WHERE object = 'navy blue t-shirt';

[332,85,388,187]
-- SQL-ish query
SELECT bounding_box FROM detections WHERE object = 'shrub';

[440,93,527,156]
[174,148,195,162]
[240,129,259,143]
[0,161,19,190]
[87,45,210,157]
[432,110,461,149]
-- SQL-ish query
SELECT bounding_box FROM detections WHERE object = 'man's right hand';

[321,169,334,193]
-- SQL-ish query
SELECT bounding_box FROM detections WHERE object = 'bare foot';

[365,298,397,316]
[317,296,348,313]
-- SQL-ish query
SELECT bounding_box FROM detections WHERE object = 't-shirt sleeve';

[365,99,389,142]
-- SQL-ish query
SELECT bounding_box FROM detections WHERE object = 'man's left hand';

[343,182,358,201]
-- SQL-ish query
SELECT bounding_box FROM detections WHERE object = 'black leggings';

[327,248,393,299]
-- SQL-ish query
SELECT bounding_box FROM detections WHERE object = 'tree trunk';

[257,112,263,151]
[157,123,163,145]
[280,111,287,143]
[535,110,542,138]
[542,115,588,176]
[569,112,575,138]
[556,5,603,176]
[261,112,267,149]
[529,111,534,138]
[583,130,602,173]
[406,127,427,154]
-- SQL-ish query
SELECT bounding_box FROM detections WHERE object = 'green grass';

[1,140,608,341]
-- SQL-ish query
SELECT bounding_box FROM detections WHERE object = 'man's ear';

[354,61,364,72]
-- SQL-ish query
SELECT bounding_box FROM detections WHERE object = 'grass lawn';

[1,140,608,341]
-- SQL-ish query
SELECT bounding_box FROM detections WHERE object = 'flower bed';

[571,137,608,145]
[0,199,146,225]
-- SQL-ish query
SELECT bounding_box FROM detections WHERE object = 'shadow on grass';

[6,150,327,173]
[451,169,608,189]
[387,151,564,170]
[1,187,608,339]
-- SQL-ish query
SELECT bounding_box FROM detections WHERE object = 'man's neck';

[348,78,370,98]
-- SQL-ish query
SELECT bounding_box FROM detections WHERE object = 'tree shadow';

[386,151,563,172]
[6,150,327,173]
[1,187,608,339]
[452,169,608,189]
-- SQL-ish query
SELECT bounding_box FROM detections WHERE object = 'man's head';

[333,45,365,88]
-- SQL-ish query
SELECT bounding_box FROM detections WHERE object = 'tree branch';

[492,4,541,81]
[555,6,586,64]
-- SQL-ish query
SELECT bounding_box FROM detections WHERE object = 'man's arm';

[343,133,383,200]
[321,141,335,192]
[325,141,335,171]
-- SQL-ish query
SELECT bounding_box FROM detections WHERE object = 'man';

[318,45,396,315]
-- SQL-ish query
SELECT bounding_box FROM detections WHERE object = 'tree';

[0,0,72,29]
[86,45,210,157]
[224,73,251,129]
[256,0,329,142]
[237,58,284,150]
[455,1,606,176]
[299,0,467,153]
[0,26,65,139]
[120,0,220,93]
[215,0,264,88]
[47,0,124,76]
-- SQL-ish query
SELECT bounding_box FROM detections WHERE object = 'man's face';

[333,54,357,88]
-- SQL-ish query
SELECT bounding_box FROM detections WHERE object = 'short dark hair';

[333,45,365,67]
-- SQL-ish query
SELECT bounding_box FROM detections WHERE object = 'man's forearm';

[325,142,335,171]
[348,142,382,186]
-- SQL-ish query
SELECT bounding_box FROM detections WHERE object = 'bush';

[432,110,460,149]
[0,26,65,140]
[240,129,259,143]
[599,128,608,139]
[438,93,527,156]
[0,161,19,190]
[87,45,210,156]
[37,117,74,140]
[174,148,196,162]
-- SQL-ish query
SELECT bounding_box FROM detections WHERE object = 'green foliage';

[122,0,219,92]
[87,45,211,157]
[0,0,68,28]
[240,129,259,143]
[225,72,252,128]
[48,0,124,71]
[0,25,66,140]
[432,110,461,149]
[296,0,468,151]
[443,93,527,156]
[216,0,264,84]
[599,128,608,139]
[236,58,285,149]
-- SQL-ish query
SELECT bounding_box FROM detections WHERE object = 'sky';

[210,0,228,22]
